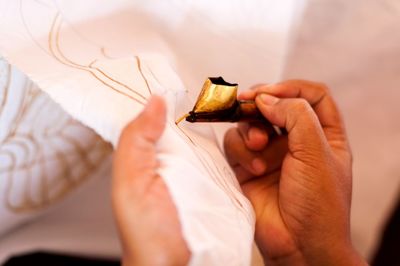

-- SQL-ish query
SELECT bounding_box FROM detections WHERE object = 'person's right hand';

[224,80,366,266]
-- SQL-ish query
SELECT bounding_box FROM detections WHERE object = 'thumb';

[255,93,328,158]
[121,95,167,144]
[111,96,168,255]
[113,95,167,193]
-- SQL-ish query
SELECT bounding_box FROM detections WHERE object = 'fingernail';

[258,94,279,105]
[252,158,266,174]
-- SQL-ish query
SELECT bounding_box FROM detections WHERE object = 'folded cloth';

[0,1,306,265]
[0,57,112,237]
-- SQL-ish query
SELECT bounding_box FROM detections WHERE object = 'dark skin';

[112,80,367,266]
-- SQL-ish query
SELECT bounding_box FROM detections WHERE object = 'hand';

[224,80,366,266]
[112,96,190,266]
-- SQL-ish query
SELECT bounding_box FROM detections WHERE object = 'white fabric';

[0,58,112,236]
[0,1,306,265]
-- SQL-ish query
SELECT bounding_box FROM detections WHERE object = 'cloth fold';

[0,1,306,264]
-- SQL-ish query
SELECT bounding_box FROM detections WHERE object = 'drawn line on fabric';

[0,64,11,118]
[164,92,249,220]
[19,0,150,105]
[146,65,250,220]
[48,13,148,105]
[1,80,111,213]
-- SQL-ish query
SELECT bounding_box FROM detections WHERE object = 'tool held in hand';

[176,77,284,136]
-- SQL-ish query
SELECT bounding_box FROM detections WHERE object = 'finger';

[254,80,345,139]
[231,164,253,185]
[122,95,167,144]
[237,122,269,151]
[113,96,167,195]
[237,136,287,184]
[259,135,288,175]
[255,94,328,162]
[224,128,266,179]
[238,89,257,101]
[238,83,272,100]
[241,170,281,200]
[238,83,267,101]
[224,127,288,184]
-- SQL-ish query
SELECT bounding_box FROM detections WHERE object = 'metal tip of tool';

[175,113,190,125]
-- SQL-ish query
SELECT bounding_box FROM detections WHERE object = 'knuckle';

[314,81,330,94]
[289,79,331,95]
[292,98,312,113]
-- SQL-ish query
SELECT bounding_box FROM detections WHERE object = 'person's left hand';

[112,96,190,266]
